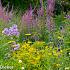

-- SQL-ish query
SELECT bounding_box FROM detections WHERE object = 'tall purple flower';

[21,5,33,33]
[46,0,55,31]
[22,9,33,24]
[40,0,42,7]
[0,0,4,19]
[0,0,13,22]
[38,7,44,16]
[38,0,44,16]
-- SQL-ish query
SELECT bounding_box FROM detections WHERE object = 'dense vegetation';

[1,0,70,14]
[0,0,70,70]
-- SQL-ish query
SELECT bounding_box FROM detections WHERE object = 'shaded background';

[1,0,70,15]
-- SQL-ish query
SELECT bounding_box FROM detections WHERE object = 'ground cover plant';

[0,0,70,70]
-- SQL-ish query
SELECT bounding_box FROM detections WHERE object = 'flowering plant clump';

[2,24,20,36]
[0,0,70,70]
[10,41,69,70]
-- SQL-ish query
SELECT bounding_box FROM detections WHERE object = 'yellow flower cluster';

[12,42,45,65]
[12,41,63,67]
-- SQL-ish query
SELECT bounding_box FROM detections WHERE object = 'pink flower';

[0,0,13,22]
[22,10,33,24]
[0,0,4,19]
[38,7,44,16]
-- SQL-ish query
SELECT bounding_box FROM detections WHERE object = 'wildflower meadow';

[0,0,70,70]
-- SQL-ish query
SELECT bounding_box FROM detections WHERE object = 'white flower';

[18,60,22,63]
[22,67,24,70]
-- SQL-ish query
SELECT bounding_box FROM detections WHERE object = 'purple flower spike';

[0,0,13,22]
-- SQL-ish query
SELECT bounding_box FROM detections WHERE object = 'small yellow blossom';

[25,34,31,36]
[58,36,63,39]
[28,41,32,44]
[48,53,52,56]
[36,56,40,60]
[31,60,37,64]
[60,50,63,53]
[8,41,15,44]
[56,64,60,67]
[45,46,48,49]
[54,53,58,57]
[29,47,36,53]
[22,43,30,49]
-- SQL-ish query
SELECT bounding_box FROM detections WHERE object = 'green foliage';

[55,0,70,14]
[2,0,40,11]
[0,1,70,69]
[2,0,70,14]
